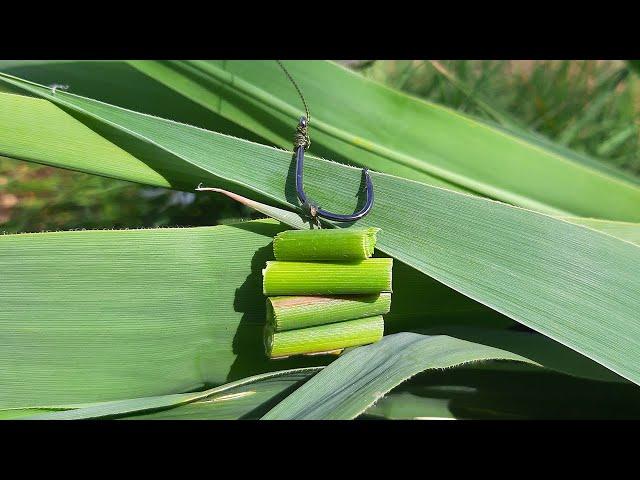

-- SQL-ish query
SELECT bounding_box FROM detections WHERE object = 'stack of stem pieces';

[263,228,392,358]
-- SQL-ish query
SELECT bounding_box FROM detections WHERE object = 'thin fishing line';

[276,60,310,124]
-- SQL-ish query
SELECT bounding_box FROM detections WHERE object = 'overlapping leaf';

[26,368,319,420]
[262,332,630,419]
[4,61,640,219]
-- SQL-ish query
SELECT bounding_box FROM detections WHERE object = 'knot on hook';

[294,117,311,151]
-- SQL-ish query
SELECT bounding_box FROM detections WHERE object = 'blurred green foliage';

[1,60,639,234]
[0,157,255,233]
[363,60,640,173]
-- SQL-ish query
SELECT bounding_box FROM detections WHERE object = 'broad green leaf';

[0,217,500,408]
[464,109,640,189]
[264,331,628,420]
[262,332,541,419]
[26,368,319,420]
[201,180,640,250]
[0,60,266,145]
[126,371,310,420]
[414,327,623,383]
[0,219,313,408]
[2,82,640,385]
[0,92,173,187]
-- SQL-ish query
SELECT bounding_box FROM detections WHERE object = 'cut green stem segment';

[273,228,380,261]
[263,259,393,295]
[264,315,385,358]
[267,293,392,331]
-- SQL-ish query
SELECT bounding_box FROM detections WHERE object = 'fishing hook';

[294,116,374,223]
[277,60,374,224]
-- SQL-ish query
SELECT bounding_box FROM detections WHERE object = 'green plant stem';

[264,316,385,358]
[272,228,379,261]
[267,293,392,331]
[262,259,393,295]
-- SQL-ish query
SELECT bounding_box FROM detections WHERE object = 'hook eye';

[295,146,374,223]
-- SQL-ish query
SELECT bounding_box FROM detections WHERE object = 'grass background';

[2,60,639,233]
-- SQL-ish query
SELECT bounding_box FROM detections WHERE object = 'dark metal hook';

[294,117,374,223]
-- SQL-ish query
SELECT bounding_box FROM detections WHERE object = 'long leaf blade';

[262,332,538,419]
[27,368,319,420]
[263,330,629,420]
